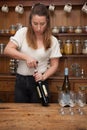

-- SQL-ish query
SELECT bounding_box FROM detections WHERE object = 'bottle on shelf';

[34,69,49,106]
[80,68,85,78]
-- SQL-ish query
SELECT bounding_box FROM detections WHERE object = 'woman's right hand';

[26,56,38,68]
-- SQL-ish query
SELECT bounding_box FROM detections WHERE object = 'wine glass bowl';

[69,91,76,115]
[58,91,71,115]
[58,90,76,115]
[58,91,67,115]
[77,91,86,107]
[76,90,86,115]
[69,91,76,107]
[58,91,67,106]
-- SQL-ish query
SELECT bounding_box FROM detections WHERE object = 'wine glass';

[76,90,86,115]
[58,91,69,115]
[69,91,76,115]
[58,91,65,115]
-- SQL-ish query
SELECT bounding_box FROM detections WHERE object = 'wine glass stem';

[69,107,74,115]
[60,107,65,115]
[78,107,83,115]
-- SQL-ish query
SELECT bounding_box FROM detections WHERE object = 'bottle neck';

[62,68,70,92]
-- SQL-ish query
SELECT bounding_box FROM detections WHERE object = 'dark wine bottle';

[62,67,71,107]
[62,67,71,93]
[34,68,49,106]
[36,81,49,106]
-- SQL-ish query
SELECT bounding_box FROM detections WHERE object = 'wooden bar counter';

[0,103,87,130]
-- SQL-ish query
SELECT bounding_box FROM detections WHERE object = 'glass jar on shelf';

[59,26,68,33]
[67,26,74,33]
[9,59,18,75]
[71,63,81,77]
[58,39,63,54]
[75,26,82,33]
[73,40,82,54]
[82,40,87,54]
[64,39,73,55]
[52,26,59,34]
[0,43,6,54]
[82,26,87,33]
[9,25,16,35]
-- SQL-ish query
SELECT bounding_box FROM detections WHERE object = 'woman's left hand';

[33,72,43,82]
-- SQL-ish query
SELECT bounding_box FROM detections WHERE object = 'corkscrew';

[34,61,38,73]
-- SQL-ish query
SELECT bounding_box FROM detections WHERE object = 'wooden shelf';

[54,33,87,37]
[0,33,13,37]
[49,75,87,80]
[62,54,87,58]
[0,33,87,37]
[0,54,87,58]
[0,0,86,7]
[0,74,87,80]
[0,54,10,58]
[0,74,16,79]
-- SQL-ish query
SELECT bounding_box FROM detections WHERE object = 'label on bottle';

[42,85,48,96]
[65,67,68,75]
[37,86,42,98]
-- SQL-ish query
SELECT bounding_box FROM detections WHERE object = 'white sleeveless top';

[10,27,62,76]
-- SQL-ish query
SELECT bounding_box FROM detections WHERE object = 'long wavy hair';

[26,3,52,50]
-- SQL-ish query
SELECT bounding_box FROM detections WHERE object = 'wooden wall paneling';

[48,79,62,103]
[0,1,87,30]
[0,7,34,30]
[0,92,7,102]
[74,82,87,92]
[24,7,31,26]
[80,12,87,25]
[0,36,9,44]
[0,12,6,29]
[50,6,87,28]
[7,91,14,102]
[0,81,15,91]
[56,57,66,76]
[0,76,15,102]
[52,7,68,26]
[79,57,87,75]
[0,57,10,74]
[5,8,26,28]
[66,10,81,26]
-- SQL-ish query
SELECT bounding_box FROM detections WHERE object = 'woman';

[4,3,62,103]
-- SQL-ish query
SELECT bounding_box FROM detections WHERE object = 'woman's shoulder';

[51,35,59,45]
[16,27,28,35]
[51,35,58,42]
